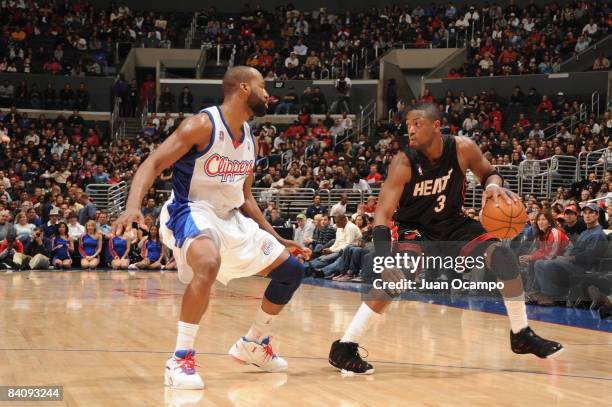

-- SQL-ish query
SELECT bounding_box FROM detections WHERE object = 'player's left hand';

[482,184,520,208]
[282,239,312,260]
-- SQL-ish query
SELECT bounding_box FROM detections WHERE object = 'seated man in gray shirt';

[0,210,14,241]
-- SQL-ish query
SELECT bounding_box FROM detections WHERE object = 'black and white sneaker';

[328,340,374,374]
[510,327,563,358]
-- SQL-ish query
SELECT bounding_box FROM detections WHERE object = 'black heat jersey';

[395,134,470,241]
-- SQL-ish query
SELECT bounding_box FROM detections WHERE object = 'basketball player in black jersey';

[328,103,563,374]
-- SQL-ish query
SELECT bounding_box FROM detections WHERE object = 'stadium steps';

[202,62,230,79]
[120,117,143,138]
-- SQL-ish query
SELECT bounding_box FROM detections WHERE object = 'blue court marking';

[302,278,612,333]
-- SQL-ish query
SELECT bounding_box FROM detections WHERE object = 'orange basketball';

[480,198,528,240]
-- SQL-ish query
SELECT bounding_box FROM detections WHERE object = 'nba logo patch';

[417,165,423,176]
[261,238,274,256]
[219,130,225,141]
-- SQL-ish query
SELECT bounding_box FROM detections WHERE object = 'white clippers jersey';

[170,106,256,217]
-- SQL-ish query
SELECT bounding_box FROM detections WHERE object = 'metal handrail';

[86,181,129,217]
[592,91,601,118]
[559,32,612,70]
[357,100,376,138]
[195,43,210,79]
[140,100,149,128]
[110,96,120,138]
[544,103,587,140]
[184,13,199,49]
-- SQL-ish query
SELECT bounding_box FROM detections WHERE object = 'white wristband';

[485,183,501,190]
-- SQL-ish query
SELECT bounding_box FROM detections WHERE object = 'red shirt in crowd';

[257,138,271,156]
[536,98,553,113]
[286,123,305,138]
[0,240,24,254]
[531,228,569,260]
[366,172,382,185]
[87,131,99,147]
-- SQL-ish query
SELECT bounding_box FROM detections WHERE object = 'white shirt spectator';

[76,38,88,51]
[51,141,70,156]
[293,43,308,56]
[557,129,570,140]
[462,117,478,131]
[340,115,353,131]
[68,222,85,240]
[591,122,601,135]
[399,13,412,24]
[509,15,520,27]
[575,37,590,53]
[284,54,300,68]
[294,219,315,246]
[353,179,372,193]
[273,135,288,150]
[465,9,479,21]
[455,16,469,29]
[582,23,598,36]
[295,20,309,36]
[330,202,347,217]
[24,132,40,145]
[479,57,494,70]
[328,221,362,253]
[529,128,545,139]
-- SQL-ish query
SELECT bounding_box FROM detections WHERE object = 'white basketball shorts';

[159,199,285,285]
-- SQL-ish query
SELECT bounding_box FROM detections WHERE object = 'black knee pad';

[264,256,305,305]
[489,245,519,281]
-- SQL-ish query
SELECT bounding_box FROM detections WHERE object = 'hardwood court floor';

[0,271,610,406]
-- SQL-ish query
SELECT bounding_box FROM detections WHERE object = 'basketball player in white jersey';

[113,66,309,389]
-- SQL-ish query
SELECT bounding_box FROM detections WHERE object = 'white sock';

[341,302,381,343]
[175,321,199,352]
[504,294,529,333]
[245,307,277,342]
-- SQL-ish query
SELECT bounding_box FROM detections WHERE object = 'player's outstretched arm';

[456,136,519,208]
[112,114,212,235]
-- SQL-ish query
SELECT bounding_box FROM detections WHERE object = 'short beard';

[247,93,267,117]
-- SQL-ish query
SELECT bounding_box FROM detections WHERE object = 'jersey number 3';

[434,195,446,213]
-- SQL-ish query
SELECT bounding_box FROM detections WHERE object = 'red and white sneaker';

[164,349,205,390]
[228,336,288,372]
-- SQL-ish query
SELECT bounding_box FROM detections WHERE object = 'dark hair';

[534,211,556,241]
[410,102,441,122]
[57,222,69,236]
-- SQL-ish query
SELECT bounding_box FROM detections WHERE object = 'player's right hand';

[112,208,144,236]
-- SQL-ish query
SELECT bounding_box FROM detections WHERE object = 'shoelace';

[176,352,200,374]
[347,344,369,361]
[262,343,276,361]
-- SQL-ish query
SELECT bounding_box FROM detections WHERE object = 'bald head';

[223,66,262,97]
[221,65,269,117]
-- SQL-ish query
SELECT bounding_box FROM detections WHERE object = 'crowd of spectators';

[447,0,610,77]
[1,77,612,315]
[1,1,609,80]
[195,0,610,81]
[0,104,178,271]
[0,1,183,76]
